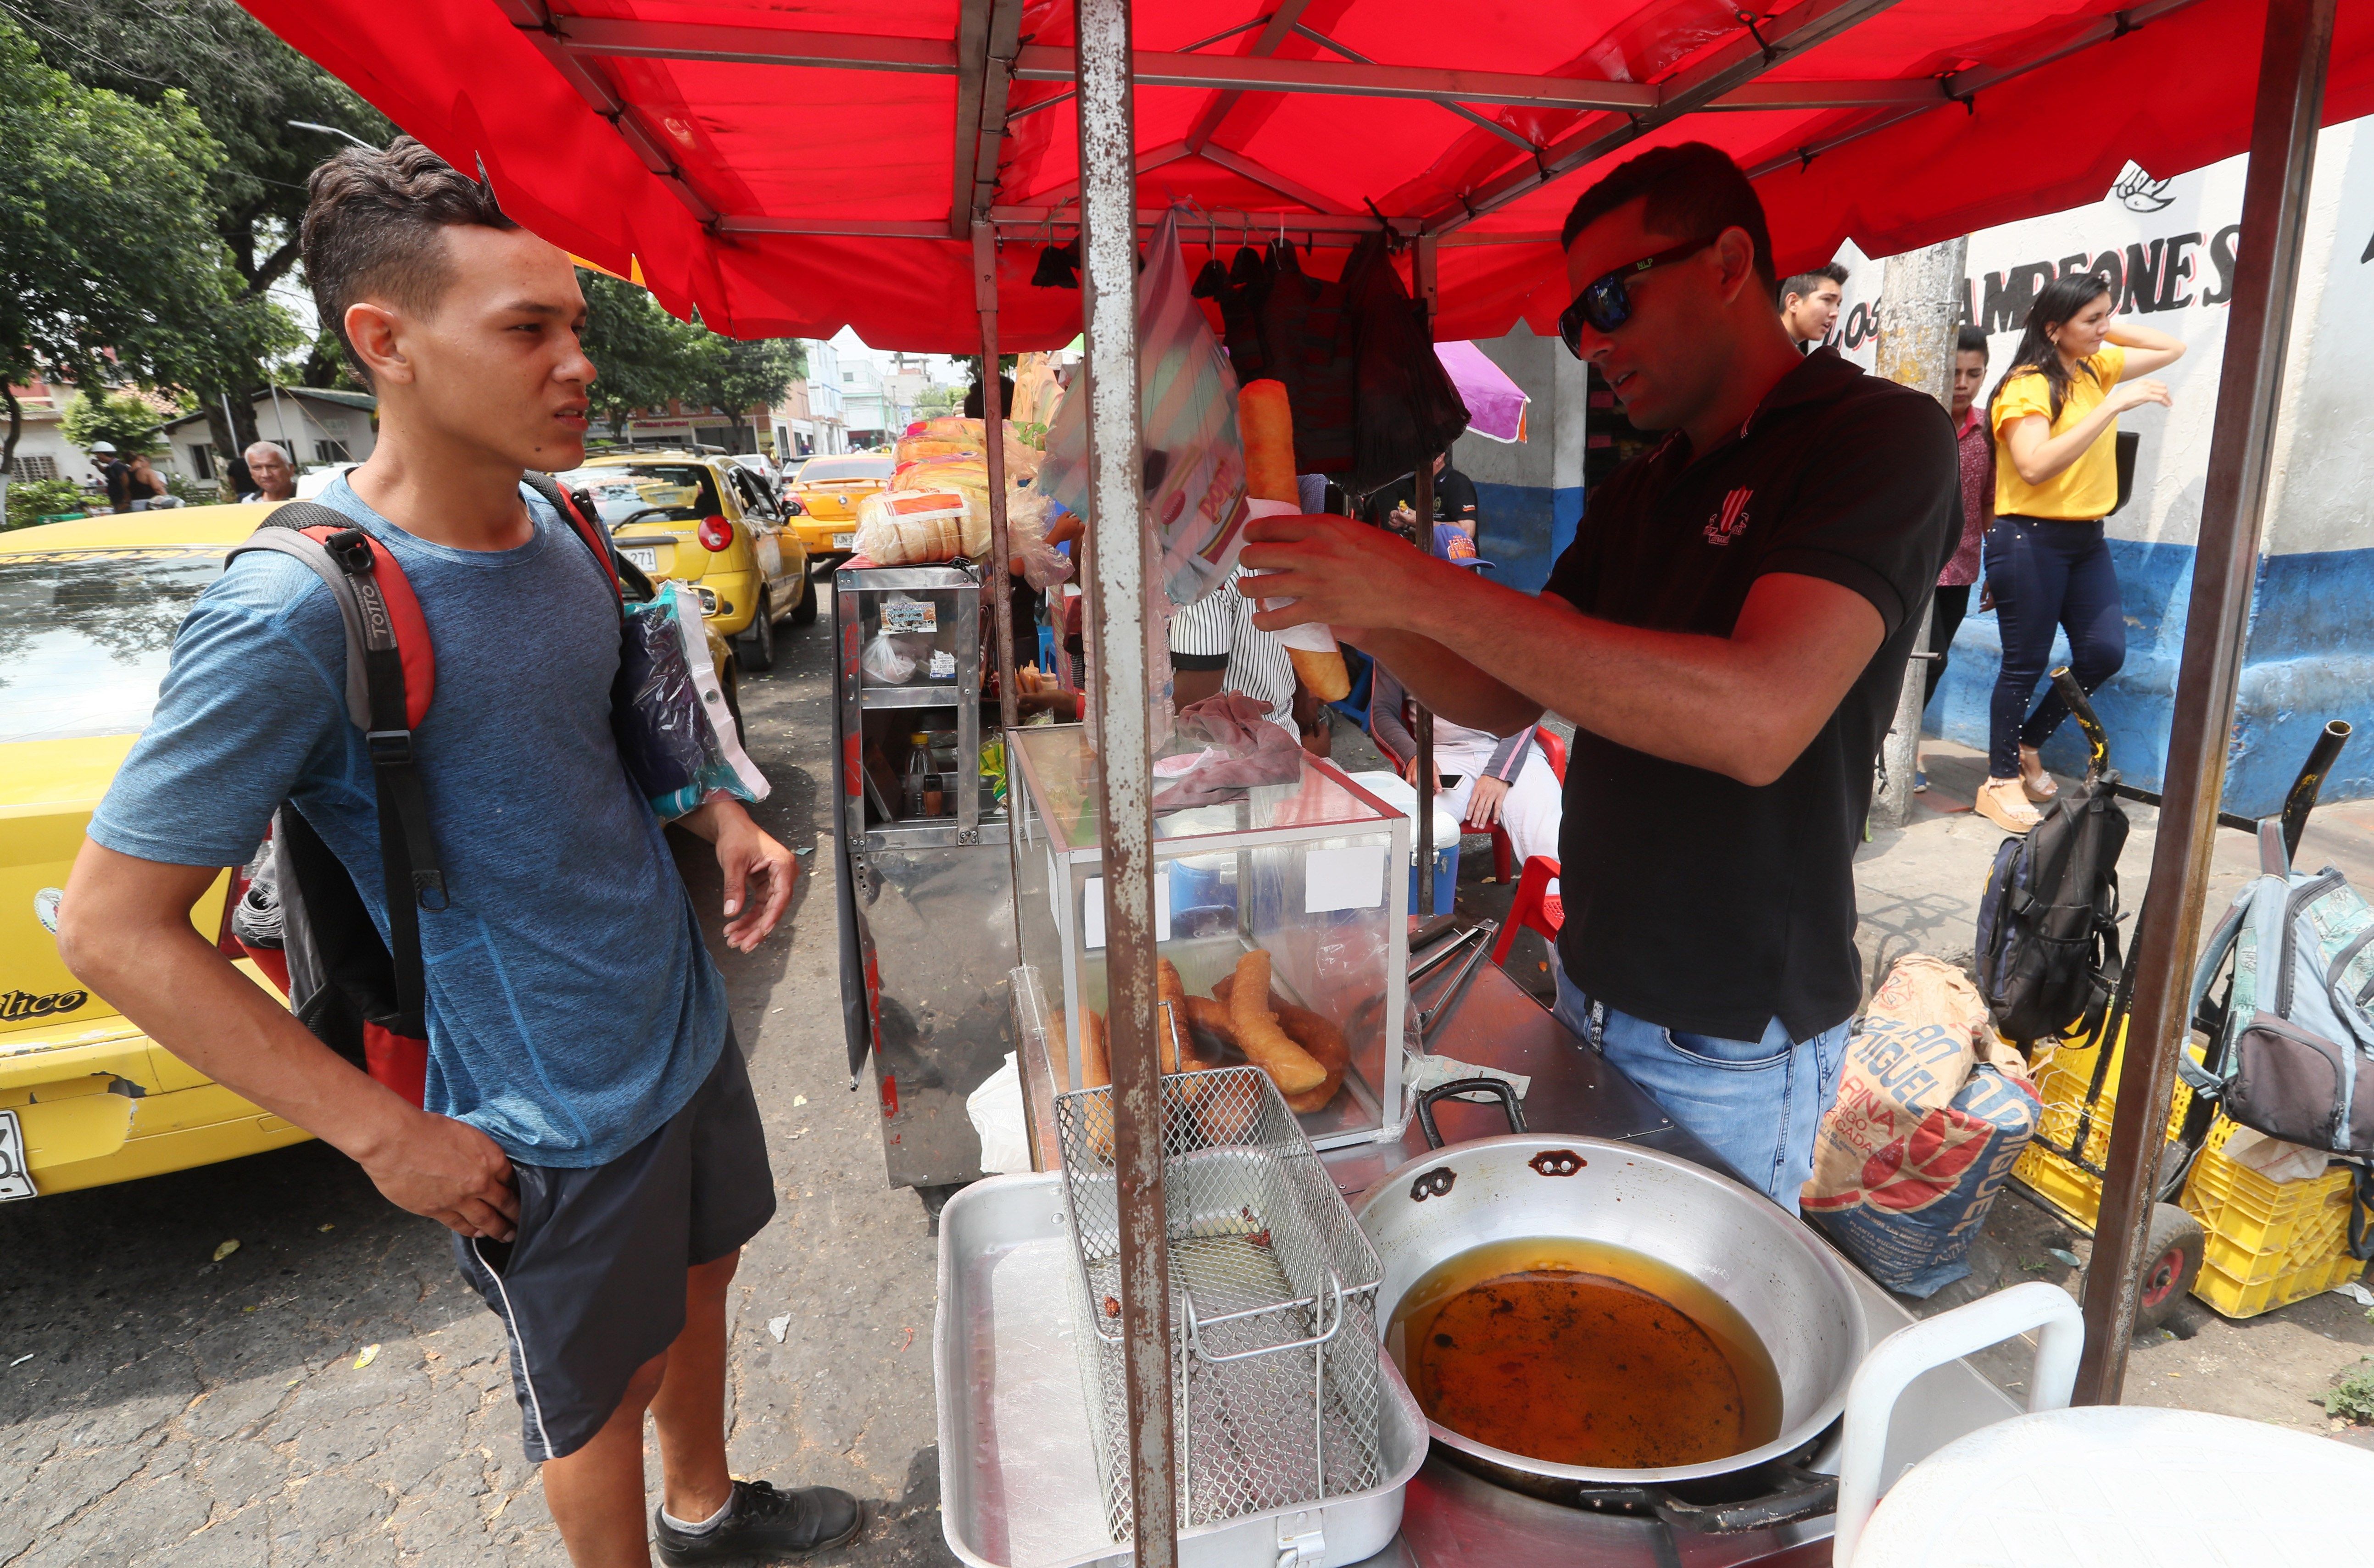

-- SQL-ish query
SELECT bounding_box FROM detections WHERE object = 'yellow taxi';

[0,505,742,1199]
[563,451,814,672]
[782,452,894,567]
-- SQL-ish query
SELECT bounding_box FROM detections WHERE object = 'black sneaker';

[654,1479,864,1564]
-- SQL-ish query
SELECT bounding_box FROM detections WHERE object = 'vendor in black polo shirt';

[1241,143,1957,1213]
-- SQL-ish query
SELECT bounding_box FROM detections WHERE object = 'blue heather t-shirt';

[90,478,728,1167]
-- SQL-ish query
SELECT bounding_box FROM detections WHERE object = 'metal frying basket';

[1054,1064,1385,1543]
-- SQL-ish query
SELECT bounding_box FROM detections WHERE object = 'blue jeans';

[1553,970,1850,1214]
[1984,515,2126,778]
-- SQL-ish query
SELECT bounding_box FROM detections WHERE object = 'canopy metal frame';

[298,1,2347,1557]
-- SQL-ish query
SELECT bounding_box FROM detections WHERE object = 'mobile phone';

[1438,773,1464,789]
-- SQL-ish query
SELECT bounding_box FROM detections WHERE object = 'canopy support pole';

[1075,0,1179,1558]
[973,221,1020,735]
[1409,235,1441,915]
[2074,0,2335,1405]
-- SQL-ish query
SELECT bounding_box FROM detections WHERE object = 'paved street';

[0,583,958,1567]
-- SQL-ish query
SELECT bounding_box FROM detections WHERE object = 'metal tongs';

[1408,915,1498,1043]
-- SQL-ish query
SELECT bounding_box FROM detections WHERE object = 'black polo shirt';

[1542,349,1958,1042]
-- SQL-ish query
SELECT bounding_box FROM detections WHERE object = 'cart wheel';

[2134,1202,2205,1331]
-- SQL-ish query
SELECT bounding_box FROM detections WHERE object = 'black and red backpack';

[226,474,652,1104]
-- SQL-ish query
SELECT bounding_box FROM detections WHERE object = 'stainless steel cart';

[832,561,1017,1189]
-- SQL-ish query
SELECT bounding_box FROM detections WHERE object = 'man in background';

[1777,261,1848,351]
[87,440,132,512]
[1365,450,1479,542]
[239,439,297,502]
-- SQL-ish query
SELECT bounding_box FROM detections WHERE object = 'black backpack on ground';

[1974,768,2131,1046]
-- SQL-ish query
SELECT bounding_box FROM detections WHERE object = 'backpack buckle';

[367,728,415,766]
[325,528,377,574]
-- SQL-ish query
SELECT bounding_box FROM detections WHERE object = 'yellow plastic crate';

[2181,1118,2368,1318]
[2009,1023,2192,1231]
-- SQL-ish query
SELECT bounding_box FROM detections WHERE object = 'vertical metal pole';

[1411,453,1437,916]
[1870,236,1965,829]
[2074,0,2335,1405]
[1408,233,1440,915]
[1075,0,1177,1557]
[974,221,1021,735]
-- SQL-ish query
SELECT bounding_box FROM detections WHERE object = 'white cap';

[89,441,117,454]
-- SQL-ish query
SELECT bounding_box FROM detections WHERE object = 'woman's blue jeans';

[1553,969,1849,1214]
[1984,515,2126,778]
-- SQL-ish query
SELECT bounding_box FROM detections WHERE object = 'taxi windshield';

[0,550,218,743]
[560,463,724,526]
[795,457,892,485]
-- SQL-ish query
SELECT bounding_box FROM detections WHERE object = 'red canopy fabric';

[241,0,2374,349]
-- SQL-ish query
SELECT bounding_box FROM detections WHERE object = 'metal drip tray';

[935,1172,1426,1568]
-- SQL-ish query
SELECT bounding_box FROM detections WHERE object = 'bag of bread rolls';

[854,489,973,565]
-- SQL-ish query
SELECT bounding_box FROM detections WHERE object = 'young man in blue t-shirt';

[58,139,856,1567]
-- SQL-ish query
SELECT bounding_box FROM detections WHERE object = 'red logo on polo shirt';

[1704,488,1752,545]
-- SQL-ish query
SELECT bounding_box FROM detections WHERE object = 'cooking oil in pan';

[1385,1236,1783,1469]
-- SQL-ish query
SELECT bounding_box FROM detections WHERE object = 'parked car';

[561,450,814,671]
[782,453,894,567]
[0,503,744,1200]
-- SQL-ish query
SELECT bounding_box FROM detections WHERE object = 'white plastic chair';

[1834,1281,2374,1565]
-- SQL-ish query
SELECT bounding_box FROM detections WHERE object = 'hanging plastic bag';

[613,582,770,821]
[1005,490,1074,592]
[1037,208,1250,612]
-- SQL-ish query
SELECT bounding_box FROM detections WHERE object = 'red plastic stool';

[1490,856,1563,966]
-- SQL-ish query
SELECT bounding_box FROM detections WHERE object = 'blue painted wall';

[1472,480,1584,594]
[1927,539,2374,817]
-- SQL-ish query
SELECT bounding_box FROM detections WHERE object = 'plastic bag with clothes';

[613,582,770,821]
[1037,207,1250,612]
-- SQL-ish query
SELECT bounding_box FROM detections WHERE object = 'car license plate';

[831,532,855,550]
[623,546,659,571]
[0,1109,36,1201]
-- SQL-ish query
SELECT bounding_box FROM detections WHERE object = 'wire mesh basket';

[1054,1062,1385,1543]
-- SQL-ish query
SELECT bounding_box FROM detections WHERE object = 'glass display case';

[1010,724,1410,1150]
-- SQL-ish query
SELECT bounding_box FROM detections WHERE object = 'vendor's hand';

[1400,753,1441,795]
[355,1107,518,1241]
[1463,774,1510,828]
[1240,512,1442,638]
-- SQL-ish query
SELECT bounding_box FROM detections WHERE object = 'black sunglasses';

[1557,234,1720,355]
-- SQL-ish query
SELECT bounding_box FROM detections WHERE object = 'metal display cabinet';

[832,562,1017,1189]
[1008,724,1410,1152]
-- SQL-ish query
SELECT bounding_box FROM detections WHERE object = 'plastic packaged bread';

[853,489,987,564]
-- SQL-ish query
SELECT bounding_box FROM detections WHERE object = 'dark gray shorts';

[454,1034,775,1462]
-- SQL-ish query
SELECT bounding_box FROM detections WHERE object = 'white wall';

[1823,117,2371,560]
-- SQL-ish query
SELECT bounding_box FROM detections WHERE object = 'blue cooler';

[1344,770,1463,916]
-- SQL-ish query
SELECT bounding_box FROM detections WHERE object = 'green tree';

[0,17,233,470]
[59,389,168,456]
[10,0,394,457]
[577,269,709,442]
[684,335,804,454]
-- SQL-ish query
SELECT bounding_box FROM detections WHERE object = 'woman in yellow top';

[1974,274,2183,833]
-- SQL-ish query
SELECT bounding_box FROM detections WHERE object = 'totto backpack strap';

[520,470,657,605]
[229,507,444,1035]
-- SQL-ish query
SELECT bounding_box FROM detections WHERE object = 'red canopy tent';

[244,0,2372,348]
[239,0,2357,1550]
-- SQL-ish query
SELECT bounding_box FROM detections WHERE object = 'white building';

[838,356,899,449]
[5,377,185,488]
[157,387,379,489]
[772,339,848,458]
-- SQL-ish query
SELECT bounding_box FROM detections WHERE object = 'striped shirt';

[1168,565,1296,732]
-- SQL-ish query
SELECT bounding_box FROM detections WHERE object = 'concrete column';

[1871,236,1968,828]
